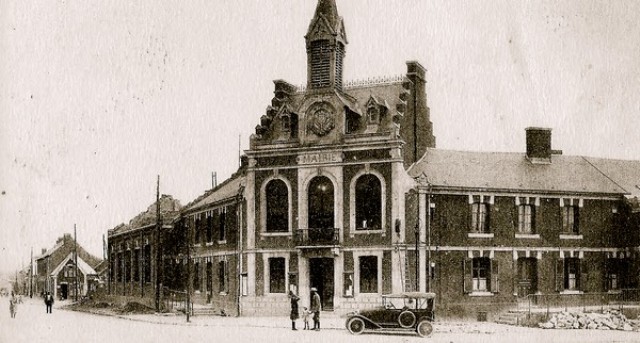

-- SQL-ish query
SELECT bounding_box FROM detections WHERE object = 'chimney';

[525,127,552,163]
[41,248,47,255]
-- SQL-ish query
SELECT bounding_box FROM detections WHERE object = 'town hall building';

[107,0,640,319]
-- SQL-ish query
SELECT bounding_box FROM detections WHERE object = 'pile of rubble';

[538,310,639,331]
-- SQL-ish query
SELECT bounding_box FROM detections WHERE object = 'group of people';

[289,287,322,331]
[7,291,55,318]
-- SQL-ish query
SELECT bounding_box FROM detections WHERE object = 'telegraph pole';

[30,247,33,298]
[186,218,192,323]
[74,224,79,302]
[155,175,162,311]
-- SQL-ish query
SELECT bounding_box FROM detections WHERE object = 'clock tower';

[305,0,348,93]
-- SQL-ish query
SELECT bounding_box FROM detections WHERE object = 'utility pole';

[74,224,79,302]
[30,247,33,298]
[186,218,192,323]
[155,175,162,311]
[415,222,419,292]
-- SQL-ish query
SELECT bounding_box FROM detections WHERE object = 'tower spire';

[305,0,347,92]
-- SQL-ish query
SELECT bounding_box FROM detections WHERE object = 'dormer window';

[367,106,379,124]
[282,115,291,131]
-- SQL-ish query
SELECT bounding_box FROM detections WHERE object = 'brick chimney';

[525,127,552,164]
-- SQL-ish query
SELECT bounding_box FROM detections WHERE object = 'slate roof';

[109,195,182,236]
[584,157,640,198]
[408,149,628,195]
[183,174,245,213]
[50,252,98,277]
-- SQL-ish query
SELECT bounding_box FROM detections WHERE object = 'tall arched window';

[308,176,334,229]
[355,175,382,230]
[266,179,289,232]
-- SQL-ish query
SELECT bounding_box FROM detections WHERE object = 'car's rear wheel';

[416,320,433,338]
[398,310,416,328]
[346,317,365,335]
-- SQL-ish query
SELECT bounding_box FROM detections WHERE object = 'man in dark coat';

[289,291,300,330]
[310,287,321,331]
[44,292,54,313]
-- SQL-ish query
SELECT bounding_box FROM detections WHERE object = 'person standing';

[288,291,300,331]
[9,292,17,318]
[310,287,321,331]
[44,292,54,313]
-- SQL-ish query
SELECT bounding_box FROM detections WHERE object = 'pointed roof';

[50,252,98,277]
[314,0,339,29]
[306,0,347,43]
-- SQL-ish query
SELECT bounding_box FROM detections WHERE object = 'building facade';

[107,0,640,319]
[34,234,102,299]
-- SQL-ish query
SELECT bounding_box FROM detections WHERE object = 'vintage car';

[345,292,435,337]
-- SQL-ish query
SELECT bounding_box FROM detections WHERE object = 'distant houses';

[34,233,103,299]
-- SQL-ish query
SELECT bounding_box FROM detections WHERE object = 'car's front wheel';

[416,320,433,338]
[346,317,365,335]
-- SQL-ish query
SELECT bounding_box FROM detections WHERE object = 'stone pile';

[538,310,638,331]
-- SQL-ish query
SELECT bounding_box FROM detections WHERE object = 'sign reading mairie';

[297,151,343,165]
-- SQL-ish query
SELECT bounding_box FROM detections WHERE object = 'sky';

[1,0,639,274]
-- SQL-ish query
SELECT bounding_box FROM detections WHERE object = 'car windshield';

[383,296,433,310]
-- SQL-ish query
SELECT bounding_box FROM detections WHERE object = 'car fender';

[346,314,383,330]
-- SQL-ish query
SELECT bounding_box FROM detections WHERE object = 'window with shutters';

[463,257,499,295]
[310,40,331,89]
[472,258,490,291]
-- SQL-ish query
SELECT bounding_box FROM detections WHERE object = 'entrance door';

[517,258,538,297]
[60,284,68,300]
[309,258,334,311]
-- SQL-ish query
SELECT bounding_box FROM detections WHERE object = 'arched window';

[355,175,382,230]
[308,176,334,229]
[266,179,289,232]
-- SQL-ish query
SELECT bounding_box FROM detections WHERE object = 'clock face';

[307,103,335,137]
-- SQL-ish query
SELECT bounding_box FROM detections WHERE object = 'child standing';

[302,307,311,330]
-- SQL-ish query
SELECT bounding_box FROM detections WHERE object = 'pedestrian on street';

[44,292,54,314]
[302,307,311,330]
[288,291,300,331]
[9,292,17,318]
[310,287,321,331]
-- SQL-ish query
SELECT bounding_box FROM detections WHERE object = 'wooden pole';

[74,225,79,301]
[155,175,161,311]
[186,219,192,322]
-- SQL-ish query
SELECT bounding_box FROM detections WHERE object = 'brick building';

[107,0,640,319]
[106,194,182,307]
[34,234,102,299]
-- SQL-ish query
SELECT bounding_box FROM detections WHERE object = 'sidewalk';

[67,306,511,335]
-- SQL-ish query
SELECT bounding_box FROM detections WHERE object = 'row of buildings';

[106,0,640,319]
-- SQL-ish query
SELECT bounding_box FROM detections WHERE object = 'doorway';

[517,258,538,297]
[60,283,68,300]
[309,257,334,311]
